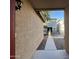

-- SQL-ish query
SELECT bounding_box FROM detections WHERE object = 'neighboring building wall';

[47,21,58,34]
[15,0,43,59]
[64,5,69,53]
[59,20,64,35]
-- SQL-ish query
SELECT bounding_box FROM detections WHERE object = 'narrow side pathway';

[45,35,57,50]
[32,32,68,59]
[32,50,68,59]
[45,31,57,50]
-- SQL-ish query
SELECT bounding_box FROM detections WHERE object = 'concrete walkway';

[32,32,68,59]
[32,50,68,59]
[45,35,57,50]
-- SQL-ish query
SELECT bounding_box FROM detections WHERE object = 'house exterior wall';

[64,5,69,53]
[15,0,43,59]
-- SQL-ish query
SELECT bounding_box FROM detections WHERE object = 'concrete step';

[32,50,69,59]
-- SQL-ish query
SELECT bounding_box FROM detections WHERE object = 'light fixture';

[15,0,22,10]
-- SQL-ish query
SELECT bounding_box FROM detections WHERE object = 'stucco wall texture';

[64,5,69,53]
[15,0,43,59]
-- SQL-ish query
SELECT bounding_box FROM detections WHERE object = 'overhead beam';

[29,0,68,9]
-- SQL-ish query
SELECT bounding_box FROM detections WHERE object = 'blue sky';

[48,10,64,20]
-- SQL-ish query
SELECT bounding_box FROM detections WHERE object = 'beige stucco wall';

[15,0,43,59]
[64,5,69,53]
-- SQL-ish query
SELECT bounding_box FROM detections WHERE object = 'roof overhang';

[29,0,69,22]
[30,0,69,10]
